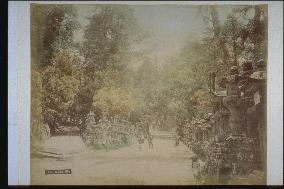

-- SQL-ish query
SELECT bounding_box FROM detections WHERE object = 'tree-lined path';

[31,137,196,185]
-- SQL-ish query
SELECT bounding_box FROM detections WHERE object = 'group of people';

[135,118,154,151]
[137,134,154,151]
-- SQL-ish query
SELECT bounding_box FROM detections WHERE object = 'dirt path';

[31,138,196,185]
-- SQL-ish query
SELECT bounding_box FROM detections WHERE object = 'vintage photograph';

[30,3,267,185]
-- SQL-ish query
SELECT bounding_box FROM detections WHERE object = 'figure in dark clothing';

[148,135,154,149]
[138,135,144,151]
[175,135,181,146]
[175,126,182,146]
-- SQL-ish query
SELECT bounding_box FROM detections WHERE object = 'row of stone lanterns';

[206,59,267,180]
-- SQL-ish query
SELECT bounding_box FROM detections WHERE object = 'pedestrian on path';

[175,134,181,146]
[138,135,144,151]
[102,130,109,152]
[147,134,154,149]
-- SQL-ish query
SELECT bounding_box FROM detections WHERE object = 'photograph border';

[8,1,283,186]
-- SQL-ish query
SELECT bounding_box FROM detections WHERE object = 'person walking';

[148,134,154,149]
[175,126,182,146]
[101,129,109,152]
[138,135,144,151]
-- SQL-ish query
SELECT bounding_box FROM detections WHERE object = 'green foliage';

[84,5,140,60]
[93,87,136,120]
[31,4,79,69]
[75,5,144,126]
[155,5,268,128]
[42,49,84,135]
[83,5,141,90]
[30,4,267,140]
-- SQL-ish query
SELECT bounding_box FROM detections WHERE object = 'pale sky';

[73,5,235,66]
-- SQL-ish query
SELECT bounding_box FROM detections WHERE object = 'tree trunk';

[252,5,263,62]
[210,6,231,73]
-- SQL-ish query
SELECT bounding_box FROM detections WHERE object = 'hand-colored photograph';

[30,3,267,185]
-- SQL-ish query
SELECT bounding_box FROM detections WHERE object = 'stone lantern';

[223,66,246,136]
[245,59,267,170]
[237,61,257,136]
[209,72,230,141]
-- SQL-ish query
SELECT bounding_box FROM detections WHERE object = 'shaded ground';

[31,137,197,185]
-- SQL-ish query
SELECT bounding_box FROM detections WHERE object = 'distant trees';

[93,87,136,120]
[30,4,267,140]
[146,5,268,130]
[82,5,140,90]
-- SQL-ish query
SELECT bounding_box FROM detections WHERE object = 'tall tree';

[76,5,141,123]
[210,5,231,73]
[31,4,78,70]
[83,5,140,91]
[42,49,84,135]
[223,14,242,66]
[31,4,81,136]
